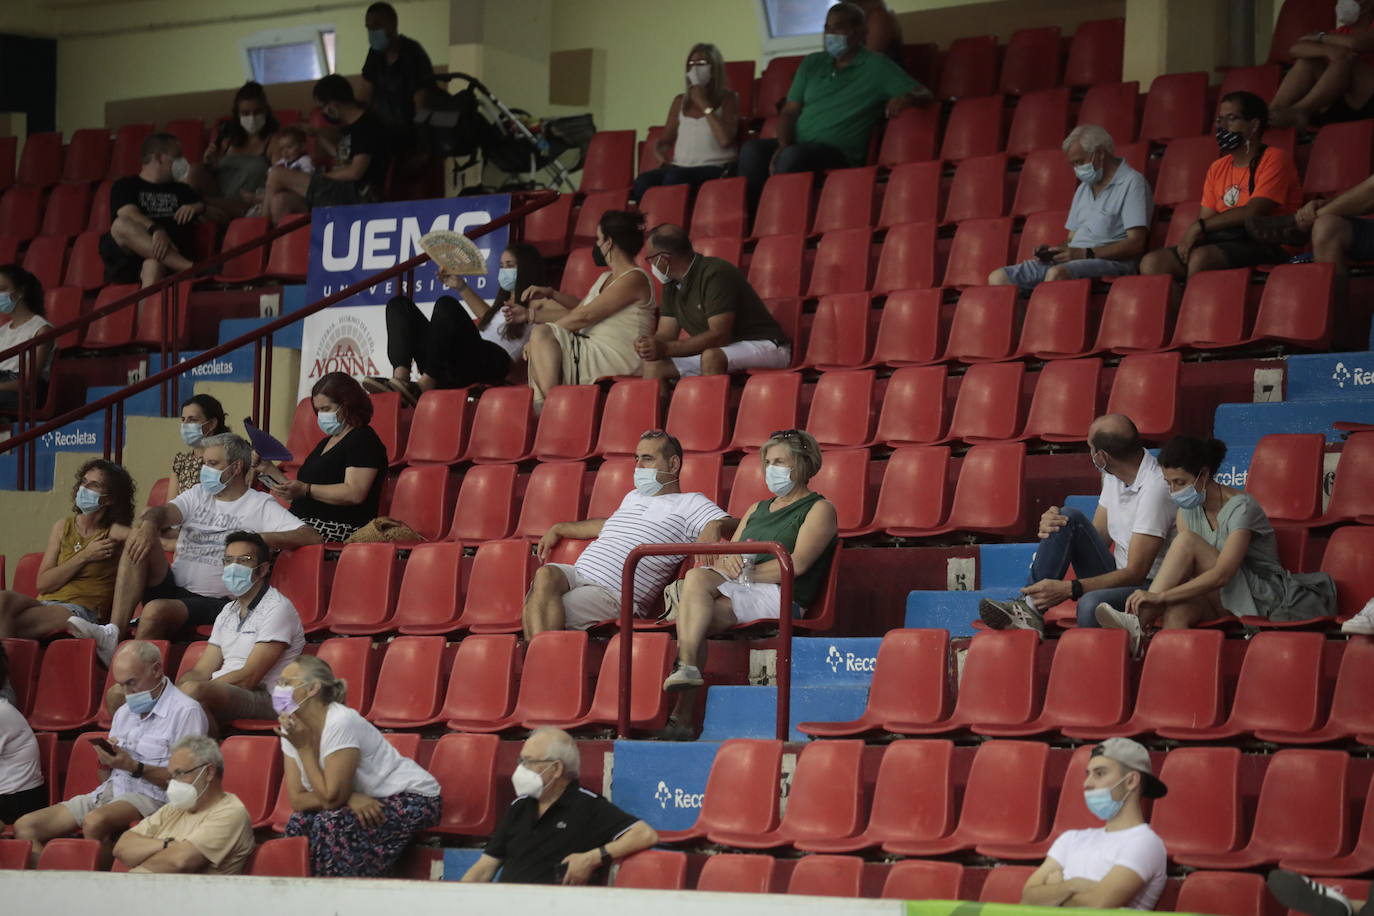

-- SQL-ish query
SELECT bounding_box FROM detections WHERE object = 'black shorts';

[99,232,143,284]
[141,569,225,627]
[306,174,377,208]
[1176,238,1287,269]
[1349,217,1374,261]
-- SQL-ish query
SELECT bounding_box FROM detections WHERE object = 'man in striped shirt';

[523,431,730,639]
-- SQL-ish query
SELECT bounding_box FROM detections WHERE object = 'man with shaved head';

[980,414,1176,635]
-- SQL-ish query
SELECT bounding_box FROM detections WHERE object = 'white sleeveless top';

[672,100,736,168]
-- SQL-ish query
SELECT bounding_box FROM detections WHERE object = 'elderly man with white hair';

[461,727,658,885]
[14,640,207,869]
[113,734,255,874]
[989,124,1153,290]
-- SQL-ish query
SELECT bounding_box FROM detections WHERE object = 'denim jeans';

[630,164,732,202]
[738,138,850,205]
[1026,508,1144,627]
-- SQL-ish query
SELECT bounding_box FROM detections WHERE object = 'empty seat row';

[0,836,309,875]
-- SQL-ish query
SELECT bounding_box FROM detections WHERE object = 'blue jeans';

[738,138,850,206]
[631,164,732,202]
[1025,508,1145,627]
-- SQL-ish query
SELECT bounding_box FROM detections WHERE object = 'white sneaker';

[662,664,703,692]
[1340,598,1374,635]
[66,618,119,667]
[1094,602,1144,658]
[1267,870,1354,916]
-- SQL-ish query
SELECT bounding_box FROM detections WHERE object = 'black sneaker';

[978,597,1045,636]
[1267,870,1354,916]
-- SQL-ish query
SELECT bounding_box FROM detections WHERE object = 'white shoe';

[1267,870,1354,916]
[1094,602,1144,658]
[663,664,703,692]
[1340,598,1374,635]
[66,618,119,667]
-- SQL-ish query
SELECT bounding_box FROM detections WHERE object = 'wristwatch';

[132,761,145,779]
[163,837,173,849]
[1084,247,1095,259]
[1071,580,1084,600]
[598,845,612,865]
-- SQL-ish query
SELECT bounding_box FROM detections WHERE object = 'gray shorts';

[535,564,623,629]
[40,600,98,623]
[63,785,161,825]
[1001,256,1138,290]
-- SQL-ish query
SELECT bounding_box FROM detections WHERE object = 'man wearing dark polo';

[636,223,790,381]
[459,727,657,885]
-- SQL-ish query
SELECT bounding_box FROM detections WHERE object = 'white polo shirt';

[100,680,208,805]
[208,585,305,690]
[1098,451,1177,578]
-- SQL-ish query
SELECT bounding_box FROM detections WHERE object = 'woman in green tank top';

[658,429,838,739]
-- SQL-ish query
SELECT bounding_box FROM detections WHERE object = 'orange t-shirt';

[1201,146,1303,216]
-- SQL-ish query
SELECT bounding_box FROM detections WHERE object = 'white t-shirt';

[280,703,439,799]
[169,485,306,597]
[0,315,53,376]
[1046,823,1168,910]
[574,489,729,614]
[208,586,306,690]
[476,303,530,361]
[1098,451,1177,578]
[0,697,42,795]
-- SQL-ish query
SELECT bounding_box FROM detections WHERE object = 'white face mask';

[171,156,190,183]
[686,64,712,87]
[650,256,672,285]
[240,113,267,134]
[165,765,210,810]
[1337,0,1362,26]
[765,464,795,497]
[511,763,549,799]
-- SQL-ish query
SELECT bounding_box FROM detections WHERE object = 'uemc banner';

[298,194,511,401]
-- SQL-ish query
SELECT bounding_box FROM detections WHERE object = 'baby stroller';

[422,72,596,193]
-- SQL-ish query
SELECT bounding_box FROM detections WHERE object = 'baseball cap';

[1092,737,1168,798]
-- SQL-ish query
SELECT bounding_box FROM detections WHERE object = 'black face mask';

[592,242,608,268]
[1215,123,1245,152]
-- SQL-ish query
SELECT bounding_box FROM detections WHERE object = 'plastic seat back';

[1177,871,1272,916]
[463,386,535,463]
[1007,88,1071,159]
[514,461,587,540]
[595,378,660,457]
[943,285,1019,364]
[40,182,90,239]
[392,543,464,635]
[0,186,43,242]
[1066,18,1124,86]
[1106,351,1181,441]
[615,850,688,890]
[220,736,282,827]
[728,372,801,452]
[637,183,689,232]
[22,235,68,293]
[787,854,863,897]
[270,544,328,629]
[942,218,1012,288]
[1,637,40,716]
[1020,358,1102,443]
[807,228,871,297]
[445,464,517,543]
[63,232,106,291]
[314,637,378,714]
[16,133,62,188]
[807,370,875,448]
[512,630,592,724]
[803,294,871,369]
[864,739,956,845]
[1000,26,1061,95]
[1011,148,1076,217]
[108,123,154,179]
[579,632,674,728]
[1094,274,1173,353]
[1139,71,1208,143]
[262,224,311,281]
[581,130,635,192]
[981,866,1041,901]
[367,636,448,726]
[1305,119,1374,200]
[530,385,600,460]
[945,153,1008,224]
[571,189,628,248]
[1155,134,1220,206]
[1037,627,1129,729]
[1322,526,1374,618]
[248,837,310,877]
[403,388,472,465]
[1250,261,1335,348]
[690,177,747,239]
[877,162,940,228]
[0,838,30,869]
[560,247,600,299]
[1242,750,1352,862]
[1015,278,1091,359]
[690,739,783,838]
[942,443,1028,536]
[524,193,572,257]
[438,635,517,727]
[946,361,1024,443]
[28,639,100,731]
[37,838,100,871]
[388,465,458,542]
[214,216,271,281]
[940,95,1004,161]
[1171,267,1250,348]
[62,129,111,183]
[1077,81,1139,146]
[872,220,936,295]
[456,539,532,632]
[696,853,776,893]
[878,105,939,166]
[1246,433,1324,524]
[1153,746,1243,857]
[748,233,804,299]
[1122,628,1226,733]
[937,35,998,101]
[869,446,951,532]
[952,630,1041,728]
[881,860,964,900]
[319,543,402,634]
[958,740,1051,845]
[666,373,731,453]
[869,289,941,367]
[812,166,876,235]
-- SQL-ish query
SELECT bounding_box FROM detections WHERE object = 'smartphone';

[258,468,287,488]
[91,738,115,755]
[1035,245,1055,264]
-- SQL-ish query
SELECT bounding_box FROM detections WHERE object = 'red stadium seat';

[680,452,724,504]
[866,289,942,367]
[1245,433,1325,524]
[37,838,100,871]
[751,172,814,240]
[220,736,282,828]
[0,136,14,193]
[755,55,803,118]
[1077,82,1140,146]
[877,105,940,166]
[940,95,1004,162]
[261,224,311,282]
[802,294,871,369]
[787,855,864,897]
[1171,266,1251,349]
[387,465,458,542]
[470,630,591,732]
[247,837,309,877]
[696,853,776,893]
[13,553,42,597]
[978,745,1101,860]
[164,119,206,163]
[17,133,62,188]
[886,739,1050,856]
[694,235,742,265]
[0,186,43,243]
[872,220,936,295]
[436,635,518,729]
[1139,71,1209,143]
[1179,749,1352,869]
[586,460,633,520]
[213,216,271,282]
[887,630,1040,737]
[747,233,804,299]
[637,126,664,177]
[809,448,872,535]
[859,446,952,535]
[944,153,1008,224]
[1106,351,1181,441]
[366,391,407,466]
[942,218,1013,288]
[463,386,535,463]
[1006,88,1071,160]
[64,732,109,800]
[532,632,673,731]
[314,637,379,715]
[877,161,940,229]
[85,180,114,234]
[726,457,771,518]
[1176,871,1273,916]
[392,542,465,635]
[28,639,100,731]
[445,463,517,543]
[1245,261,1334,349]
[666,373,731,453]
[977,628,1129,737]
[1013,209,1071,264]
[63,232,106,291]
[658,739,783,844]
[806,228,871,297]
[313,543,403,635]
[455,539,532,634]
[1218,65,1283,108]
[690,177,747,239]
[524,192,572,257]
[22,235,68,293]
[763,297,803,366]
[881,860,965,900]
[40,182,91,239]
[979,865,1041,901]
[1269,0,1337,64]
[514,461,587,540]
[636,183,688,232]
[595,379,659,458]
[1010,149,1077,217]
[571,189,628,248]
[1304,119,1374,200]
[728,371,801,452]
[798,630,949,739]
[63,129,111,184]
[1,638,38,718]
[528,385,600,461]
[107,123,153,179]
[270,544,328,629]
[806,370,875,447]
[1150,746,1245,859]
[1065,18,1125,87]
[402,388,472,466]
[559,247,600,299]
[943,361,1024,443]
[581,130,635,192]
[812,166,876,235]
[615,850,688,890]
[1295,435,1374,527]
[1018,358,1102,443]
[942,286,1019,364]
[937,35,999,101]
[1322,526,1374,621]
[1014,278,1092,359]
[1154,134,1218,206]
[1000,26,1061,95]
[1280,751,1374,875]
[1092,274,1174,354]
[0,838,29,869]
[724,61,755,118]
[367,636,448,727]
[1258,635,1374,747]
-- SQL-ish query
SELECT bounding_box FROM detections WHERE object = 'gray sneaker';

[1267,870,1354,916]
[663,664,704,692]
[1094,602,1144,658]
[978,597,1045,636]
[67,618,119,668]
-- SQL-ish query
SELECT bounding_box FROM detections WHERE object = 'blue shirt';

[1065,159,1153,251]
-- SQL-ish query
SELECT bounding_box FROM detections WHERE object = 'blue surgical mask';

[0,293,14,315]
[180,421,206,447]
[125,678,164,717]
[1074,161,1103,185]
[1171,476,1206,509]
[200,463,229,496]
[75,485,103,514]
[1083,774,1131,821]
[317,411,343,436]
[823,32,850,59]
[222,563,256,597]
[634,466,670,497]
[367,28,390,52]
[765,464,795,497]
[498,267,518,292]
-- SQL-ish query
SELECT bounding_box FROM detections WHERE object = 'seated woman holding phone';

[251,372,387,542]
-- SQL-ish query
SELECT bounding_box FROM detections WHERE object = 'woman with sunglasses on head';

[658,429,838,740]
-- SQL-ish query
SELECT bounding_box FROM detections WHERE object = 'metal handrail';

[616,541,795,741]
[1,192,559,478]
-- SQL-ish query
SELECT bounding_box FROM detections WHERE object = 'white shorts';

[539,563,624,629]
[716,580,803,625]
[63,784,161,824]
[671,339,791,377]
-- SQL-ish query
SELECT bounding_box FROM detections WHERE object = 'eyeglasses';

[169,763,210,780]
[222,556,261,568]
[1213,114,1247,126]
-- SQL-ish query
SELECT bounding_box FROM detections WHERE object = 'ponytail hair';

[292,654,349,707]
[1157,435,1228,478]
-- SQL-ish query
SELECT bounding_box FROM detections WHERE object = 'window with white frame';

[757,0,834,58]
[240,26,337,86]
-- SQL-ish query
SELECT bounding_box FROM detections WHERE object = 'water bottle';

[738,555,754,586]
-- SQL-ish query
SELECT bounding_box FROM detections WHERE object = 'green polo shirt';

[788,48,921,166]
[662,256,787,346]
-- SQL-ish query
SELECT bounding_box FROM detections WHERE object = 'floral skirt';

[285,792,442,877]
